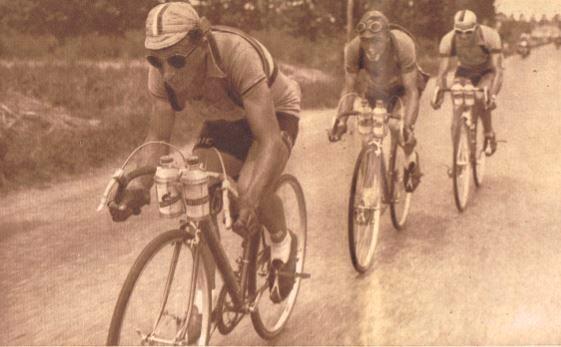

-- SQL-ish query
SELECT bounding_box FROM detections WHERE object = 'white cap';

[145,2,200,50]
[454,10,478,31]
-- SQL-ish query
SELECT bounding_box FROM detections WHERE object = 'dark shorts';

[455,66,495,86]
[194,112,299,162]
[365,85,405,113]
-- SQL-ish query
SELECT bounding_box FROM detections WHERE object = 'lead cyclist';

[106,2,301,342]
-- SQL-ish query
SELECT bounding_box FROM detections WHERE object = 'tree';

[0,0,155,42]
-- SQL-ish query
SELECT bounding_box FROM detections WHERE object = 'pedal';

[277,271,311,279]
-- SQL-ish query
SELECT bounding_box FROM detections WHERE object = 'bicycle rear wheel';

[348,147,382,273]
[251,174,307,339]
[389,138,412,229]
[453,123,471,212]
[106,229,211,346]
[472,117,486,187]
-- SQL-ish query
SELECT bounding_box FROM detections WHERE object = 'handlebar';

[328,107,401,142]
[337,110,401,120]
[432,85,490,110]
[439,87,486,93]
[96,166,156,212]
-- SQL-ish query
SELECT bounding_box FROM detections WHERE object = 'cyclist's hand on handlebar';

[430,87,444,110]
[328,117,347,142]
[108,188,150,222]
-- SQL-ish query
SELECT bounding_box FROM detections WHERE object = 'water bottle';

[357,98,372,135]
[154,156,184,218]
[181,156,210,220]
[372,100,386,138]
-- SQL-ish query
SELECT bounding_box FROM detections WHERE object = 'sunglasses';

[146,44,199,69]
[356,20,384,34]
[455,28,475,35]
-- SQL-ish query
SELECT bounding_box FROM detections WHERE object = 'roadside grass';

[0,62,195,190]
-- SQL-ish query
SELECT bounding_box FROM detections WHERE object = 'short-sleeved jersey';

[344,29,417,90]
[439,25,502,71]
[148,30,301,121]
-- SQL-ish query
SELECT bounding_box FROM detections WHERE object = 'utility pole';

[347,0,354,42]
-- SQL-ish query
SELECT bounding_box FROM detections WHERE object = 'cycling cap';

[454,10,478,31]
[356,11,389,38]
[145,2,200,50]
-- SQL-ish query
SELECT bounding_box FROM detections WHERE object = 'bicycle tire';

[348,147,382,273]
[472,117,486,187]
[250,174,307,339]
[106,229,211,346]
[389,137,412,230]
[452,123,471,212]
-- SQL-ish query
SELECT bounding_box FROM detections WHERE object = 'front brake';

[97,168,125,212]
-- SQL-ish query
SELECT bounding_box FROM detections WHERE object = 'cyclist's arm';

[130,97,176,190]
[337,71,359,118]
[435,56,451,89]
[238,80,287,211]
[401,69,420,128]
[489,53,503,96]
[339,39,361,119]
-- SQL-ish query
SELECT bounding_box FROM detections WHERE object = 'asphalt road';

[2,44,561,345]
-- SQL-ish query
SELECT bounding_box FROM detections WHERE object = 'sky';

[496,0,561,18]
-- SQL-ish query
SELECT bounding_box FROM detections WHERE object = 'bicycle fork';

[361,143,391,208]
[463,109,479,163]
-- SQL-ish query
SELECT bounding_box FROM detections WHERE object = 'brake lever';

[96,168,125,212]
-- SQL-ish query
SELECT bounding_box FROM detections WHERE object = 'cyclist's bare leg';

[397,93,417,156]
[236,141,290,242]
[476,72,497,136]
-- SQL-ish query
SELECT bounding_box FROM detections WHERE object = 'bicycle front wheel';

[389,138,412,229]
[107,229,212,346]
[251,174,307,339]
[453,123,471,212]
[348,147,382,273]
[472,117,486,187]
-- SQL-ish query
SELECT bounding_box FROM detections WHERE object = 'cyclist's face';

[455,27,476,43]
[360,33,389,62]
[146,39,205,93]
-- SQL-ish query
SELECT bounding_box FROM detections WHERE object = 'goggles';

[356,20,385,34]
[454,27,476,35]
[146,44,199,69]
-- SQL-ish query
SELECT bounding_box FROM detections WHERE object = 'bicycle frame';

[101,146,268,343]
[142,170,260,343]
[361,138,393,207]
[340,99,404,207]
[180,165,266,314]
[195,216,261,311]
[444,82,486,160]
